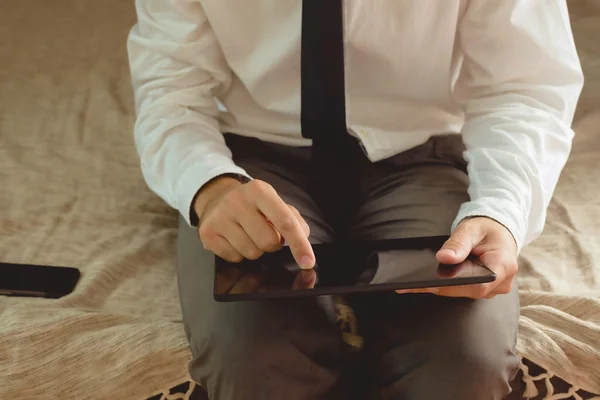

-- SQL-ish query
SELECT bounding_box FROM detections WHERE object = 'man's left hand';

[396,217,518,299]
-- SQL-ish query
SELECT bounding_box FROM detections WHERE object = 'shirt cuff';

[451,198,528,253]
[177,163,251,227]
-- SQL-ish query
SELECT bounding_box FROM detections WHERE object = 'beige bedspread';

[0,1,599,398]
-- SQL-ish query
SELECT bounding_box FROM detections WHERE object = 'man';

[128,1,583,399]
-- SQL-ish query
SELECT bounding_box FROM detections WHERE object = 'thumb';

[437,223,482,264]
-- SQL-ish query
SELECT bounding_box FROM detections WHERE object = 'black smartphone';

[214,236,496,302]
[0,262,81,299]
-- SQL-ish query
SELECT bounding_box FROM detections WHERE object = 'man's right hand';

[194,177,315,269]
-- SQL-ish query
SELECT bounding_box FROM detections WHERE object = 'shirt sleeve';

[452,0,584,251]
[127,0,251,225]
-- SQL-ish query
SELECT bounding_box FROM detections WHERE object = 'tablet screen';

[214,237,495,301]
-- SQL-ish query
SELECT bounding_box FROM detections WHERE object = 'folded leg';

[348,135,521,400]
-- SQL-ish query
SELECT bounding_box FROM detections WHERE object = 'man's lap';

[176,135,520,399]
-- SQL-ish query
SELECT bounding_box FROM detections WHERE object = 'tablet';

[214,236,496,302]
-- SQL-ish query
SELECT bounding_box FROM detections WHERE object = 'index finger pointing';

[255,195,315,269]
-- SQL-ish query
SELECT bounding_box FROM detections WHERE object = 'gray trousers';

[177,134,521,400]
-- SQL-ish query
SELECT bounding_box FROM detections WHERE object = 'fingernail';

[300,255,314,269]
[438,249,456,256]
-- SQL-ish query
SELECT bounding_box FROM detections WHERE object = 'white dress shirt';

[128,0,583,251]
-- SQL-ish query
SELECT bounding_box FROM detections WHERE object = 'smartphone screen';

[0,262,81,299]
[214,236,496,301]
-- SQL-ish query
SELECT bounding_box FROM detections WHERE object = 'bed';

[0,1,599,399]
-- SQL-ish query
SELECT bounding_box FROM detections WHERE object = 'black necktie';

[301,0,363,235]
